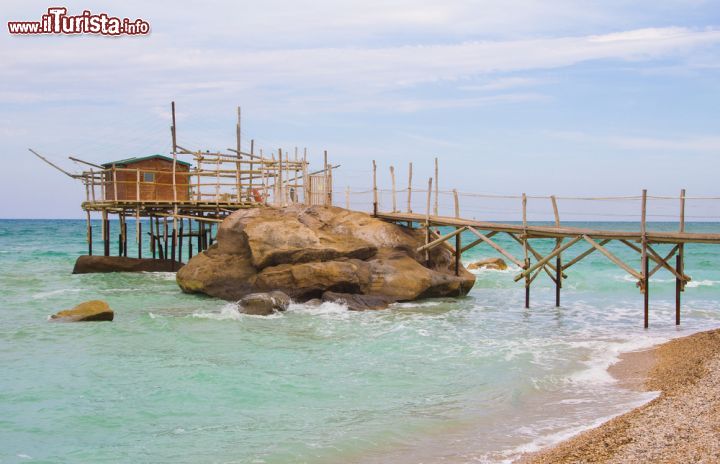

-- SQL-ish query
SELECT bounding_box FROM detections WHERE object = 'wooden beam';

[467,227,524,268]
[417,226,467,253]
[584,235,643,281]
[514,236,582,282]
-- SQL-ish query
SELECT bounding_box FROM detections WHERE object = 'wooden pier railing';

[365,159,720,328]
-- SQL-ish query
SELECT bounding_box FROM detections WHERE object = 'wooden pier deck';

[367,158,720,328]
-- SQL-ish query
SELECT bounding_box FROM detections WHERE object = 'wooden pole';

[171,101,178,204]
[86,211,92,256]
[551,195,561,307]
[163,217,169,261]
[453,188,460,276]
[236,106,242,203]
[324,150,330,207]
[112,166,118,201]
[641,189,649,328]
[677,188,686,325]
[372,160,378,215]
[249,139,255,201]
[425,177,433,263]
[346,186,350,210]
[172,206,178,270]
[150,215,156,259]
[303,148,309,205]
[101,210,108,256]
[187,218,193,260]
[390,166,396,212]
[434,157,439,216]
[178,218,184,263]
[138,221,142,259]
[407,162,413,213]
[522,193,530,309]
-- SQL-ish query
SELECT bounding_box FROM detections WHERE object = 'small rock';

[468,257,508,271]
[238,291,291,315]
[321,291,394,311]
[50,300,114,322]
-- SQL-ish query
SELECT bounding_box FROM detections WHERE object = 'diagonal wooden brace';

[417,226,466,254]
[460,231,499,253]
[514,236,582,282]
[506,233,568,279]
[467,226,524,268]
[562,239,611,271]
[583,235,643,281]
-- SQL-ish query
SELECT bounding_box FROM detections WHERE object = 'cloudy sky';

[2,1,719,219]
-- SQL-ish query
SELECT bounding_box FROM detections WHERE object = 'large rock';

[73,256,184,274]
[176,205,475,306]
[321,291,394,311]
[238,291,291,316]
[50,300,114,322]
[468,257,508,271]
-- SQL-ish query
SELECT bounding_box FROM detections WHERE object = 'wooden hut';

[102,155,191,202]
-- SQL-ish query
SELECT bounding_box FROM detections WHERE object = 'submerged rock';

[73,256,184,274]
[176,205,475,307]
[468,257,508,271]
[238,291,291,316]
[50,300,114,322]
[321,291,394,311]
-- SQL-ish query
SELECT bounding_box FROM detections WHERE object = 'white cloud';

[2,27,719,114]
[548,130,720,153]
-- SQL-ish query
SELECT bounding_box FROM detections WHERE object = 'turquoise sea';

[2,219,720,463]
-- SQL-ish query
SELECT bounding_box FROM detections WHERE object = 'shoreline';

[519,327,720,463]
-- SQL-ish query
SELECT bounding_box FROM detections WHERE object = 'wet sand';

[519,328,720,463]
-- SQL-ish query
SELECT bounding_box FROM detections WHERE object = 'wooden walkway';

[368,159,720,328]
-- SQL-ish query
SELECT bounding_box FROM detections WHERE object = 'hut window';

[143,172,155,183]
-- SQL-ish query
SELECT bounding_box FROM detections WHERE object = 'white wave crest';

[687,279,719,288]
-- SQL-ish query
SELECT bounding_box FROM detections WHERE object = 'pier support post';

[188,218,193,260]
[138,222,142,259]
[178,218,184,265]
[103,211,110,257]
[676,188,686,325]
[86,211,92,256]
[676,254,682,325]
[641,189,649,328]
[150,216,156,259]
[522,193,530,309]
[455,231,461,277]
[555,256,561,307]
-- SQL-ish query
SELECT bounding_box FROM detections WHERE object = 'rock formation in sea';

[73,256,184,274]
[468,257,508,271]
[50,300,114,322]
[176,205,476,309]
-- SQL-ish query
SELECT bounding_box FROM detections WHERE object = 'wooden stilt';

[188,218,193,260]
[103,210,110,256]
[641,189,649,328]
[150,215,156,259]
[372,160,378,215]
[455,230,461,276]
[551,195,562,307]
[178,218,184,264]
[522,193,530,309]
[425,177,433,263]
[138,222,142,259]
[123,220,128,257]
[407,162,413,213]
[434,157,439,216]
[390,166,396,212]
[677,188,686,325]
[163,217,169,261]
[86,211,92,256]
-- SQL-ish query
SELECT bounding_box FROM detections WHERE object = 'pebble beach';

[521,328,720,463]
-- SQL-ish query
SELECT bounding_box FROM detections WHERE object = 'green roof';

[101,154,192,168]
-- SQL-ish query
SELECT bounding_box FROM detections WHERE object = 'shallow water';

[1,219,719,463]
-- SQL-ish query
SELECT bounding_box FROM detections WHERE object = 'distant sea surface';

[2,219,720,463]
